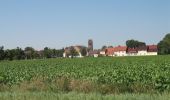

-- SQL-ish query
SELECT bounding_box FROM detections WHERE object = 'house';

[146,45,158,55]
[105,45,158,57]
[137,46,147,56]
[127,48,138,56]
[106,46,127,56]
[63,45,86,58]
[113,46,127,56]
[88,50,99,57]
[99,50,106,56]
[127,45,158,56]
[105,48,115,56]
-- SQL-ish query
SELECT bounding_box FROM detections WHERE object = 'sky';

[0,0,170,50]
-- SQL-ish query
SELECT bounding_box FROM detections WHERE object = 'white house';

[137,46,147,56]
[106,45,158,57]
[106,46,127,56]
[100,50,106,56]
[113,46,127,56]
[146,45,158,55]
[126,48,138,56]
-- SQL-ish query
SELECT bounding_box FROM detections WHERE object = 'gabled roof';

[114,46,127,52]
[106,48,114,55]
[127,48,138,53]
[138,46,147,51]
[147,45,158,52]
[105,46,127,55]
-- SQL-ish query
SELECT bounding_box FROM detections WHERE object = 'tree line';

[0,33,170,61]
[158,33,170,55]
[0,46,64,61]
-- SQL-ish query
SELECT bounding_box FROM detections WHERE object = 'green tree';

[126,39,146,48]
[33,51,41,59]
[101,45,107,51]
[55,48,64,57]
[4,49,14,60]
[108,46,113,48]
[158,33,170,55]
[43,47,53,58]
[14,47,25,60]
[24,47,35,59]
[80,47,87,56]
[0,46,5,60]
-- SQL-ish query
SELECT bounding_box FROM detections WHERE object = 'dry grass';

[0,77,162,95]
[0,84,10,92]
[18,77,49,92]
[69,79,94,93]
[0,92,170,100]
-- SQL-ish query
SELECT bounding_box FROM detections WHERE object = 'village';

[63,39,158,58]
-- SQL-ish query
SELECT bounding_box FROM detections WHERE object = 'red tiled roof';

[138,46,147,51]
[106,45,157,54]
[147,45,158,52]
[114,46,127,52]
[106,48,114,55]
[106,46,127,55]
[127,48,138,53]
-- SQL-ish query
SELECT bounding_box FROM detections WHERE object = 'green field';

[0,56,170,99]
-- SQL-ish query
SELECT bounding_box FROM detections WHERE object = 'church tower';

[88,39,93,51]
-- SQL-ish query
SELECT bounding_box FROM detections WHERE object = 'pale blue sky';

[0,0,170,50]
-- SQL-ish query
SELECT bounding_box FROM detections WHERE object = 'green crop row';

[0,56,170,92]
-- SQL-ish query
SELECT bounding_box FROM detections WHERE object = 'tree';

[43,47,53,58]
[108,46,113,48]
[126,39,146,48]
[101,45,107,50]
[4,49,14,60]
[80,47,87,56]
[13,47,25,60]
[158,33,170,55]
[24,47,35,59]
[0,46,5,60]
[55,48,64,57]
[3,47,25,60]
[33,51,41,59]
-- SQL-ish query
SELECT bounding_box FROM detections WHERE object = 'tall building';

[88,39,93,51]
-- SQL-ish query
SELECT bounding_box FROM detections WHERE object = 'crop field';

[0,56,170,99]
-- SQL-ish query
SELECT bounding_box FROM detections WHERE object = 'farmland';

[0,56,170,99]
